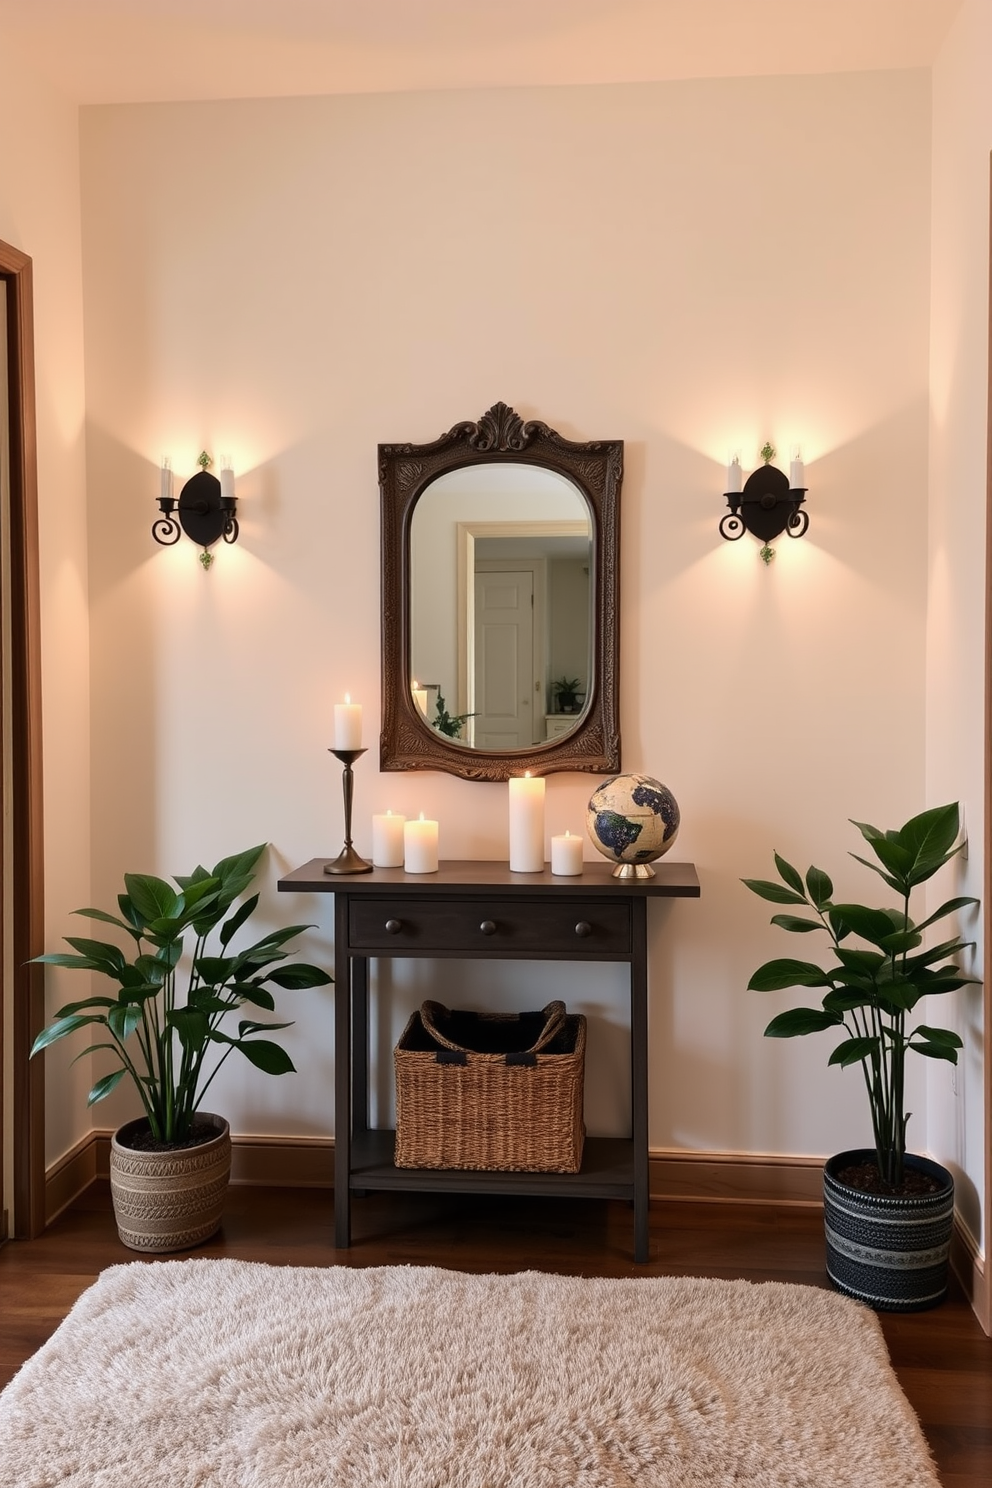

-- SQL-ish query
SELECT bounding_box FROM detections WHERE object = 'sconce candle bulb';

[719,443,809,563]
[151,449,240,564]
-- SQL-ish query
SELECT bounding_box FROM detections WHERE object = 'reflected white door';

[474,569,537,749]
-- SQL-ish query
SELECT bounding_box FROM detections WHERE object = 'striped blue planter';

[823,1149,954,1313]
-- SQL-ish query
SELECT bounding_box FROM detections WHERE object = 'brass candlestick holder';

[324,747,373,875]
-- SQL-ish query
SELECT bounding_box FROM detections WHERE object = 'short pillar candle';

[404,813,439,874]
[551,831,583,876]
[372,811,406,868]
[509,773,545,872]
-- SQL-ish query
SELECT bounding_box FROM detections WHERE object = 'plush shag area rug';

[0,1260,938,1487]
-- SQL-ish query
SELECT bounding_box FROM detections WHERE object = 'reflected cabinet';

[278,859,700,1262]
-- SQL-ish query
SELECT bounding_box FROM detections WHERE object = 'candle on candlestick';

[334,694,362,750]
[372,810,406,868]
[509,772,545,872]
[789,449,805,490]
[726,455,742,494]
[160,458,173,502]
[404,812,439,874]
[219,456,235,503]
[551,830,583,876]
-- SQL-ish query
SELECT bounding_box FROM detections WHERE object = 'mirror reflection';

[410,465,592,751]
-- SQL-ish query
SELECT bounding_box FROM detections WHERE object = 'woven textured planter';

[823,1148,954,1313]
[110,1113,232,1253]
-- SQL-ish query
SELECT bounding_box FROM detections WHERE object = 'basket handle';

[420,1000,567,1054]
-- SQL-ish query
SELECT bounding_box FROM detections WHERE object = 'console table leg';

[334,895,351,1249]
[631,899,650,1263]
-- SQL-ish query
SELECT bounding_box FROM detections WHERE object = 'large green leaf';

[747,959,833,992]
[107,1004,144,1042]
[740,878,807,906]
[87,1068,127,1106]
[213,844,267,887]
[167,1006,209,1052]
[908,1040,959,1062]
[769,914,822,934]
[218,893,260,949]
[31,1013,106,1055]
[764,1007,843,1037]
[828,1036,879,1067]
[830,903,902,948]
[230,981,276,1011]
[265,963,333,989]
[238,1018,294,1038]
[233,1038,295,1075]
[63,936,129,973]
[123,874,180,926]
[805,866,833,909]
[849,853,904,895]
[913,1025,963,1049]
[773,854,804,895]
[193,955,236,986]
[74,906,142,939]
[913,896,980,934]
[822,988,872,1014]
[897,803,961,882]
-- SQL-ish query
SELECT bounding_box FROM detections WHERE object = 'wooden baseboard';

[950,1210,987,1328]
[47,1132,824,1212]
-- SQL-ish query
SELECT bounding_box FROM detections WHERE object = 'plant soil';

[837,1160,941,1197]
[123,1120,221,1153]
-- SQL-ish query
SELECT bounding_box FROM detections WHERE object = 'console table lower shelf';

[350,1131,635,1199]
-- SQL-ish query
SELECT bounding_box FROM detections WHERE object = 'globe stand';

[612,862,656,880]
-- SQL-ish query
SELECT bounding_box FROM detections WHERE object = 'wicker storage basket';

[394,999,586,1173]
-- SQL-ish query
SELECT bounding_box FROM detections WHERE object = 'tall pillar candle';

[404,813,439,874]
[509,773,545,872]
[334,695,362,750]
[372,811,406,868]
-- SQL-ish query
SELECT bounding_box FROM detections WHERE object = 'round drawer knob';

[479,919,497,935]
[385,918,403,934]
[574,921,592,937]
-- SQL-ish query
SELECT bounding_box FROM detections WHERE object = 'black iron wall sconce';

[719,443,808,564]
[153,451,239,569]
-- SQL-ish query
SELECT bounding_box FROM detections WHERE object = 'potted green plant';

[742,803,978,1311]
[552,676,583,713]
[31,844,331,1252]
[432,689,474,739]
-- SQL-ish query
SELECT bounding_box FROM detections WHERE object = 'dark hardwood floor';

[1,1182,990,1486]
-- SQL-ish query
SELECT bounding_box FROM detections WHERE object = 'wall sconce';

[719,443,808,564]
[153,451,239,569]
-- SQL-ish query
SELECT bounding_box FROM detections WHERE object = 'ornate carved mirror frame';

[379,401,622,782]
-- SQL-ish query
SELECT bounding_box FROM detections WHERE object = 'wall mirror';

[380,401,622,781]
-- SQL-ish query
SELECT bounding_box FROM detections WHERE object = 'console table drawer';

[349,898,631,956]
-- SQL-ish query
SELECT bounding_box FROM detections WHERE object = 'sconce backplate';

[178,470,228,547]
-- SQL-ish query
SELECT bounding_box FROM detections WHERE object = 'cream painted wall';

[927,0,991,1255]
[0,41,93,1170]
[78,74,934,1161]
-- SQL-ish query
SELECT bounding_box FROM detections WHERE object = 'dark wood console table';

[278,859,699,1261]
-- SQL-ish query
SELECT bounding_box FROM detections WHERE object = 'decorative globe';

[586,774,680,878]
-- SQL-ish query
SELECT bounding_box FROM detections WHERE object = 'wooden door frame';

[0,238,45,1239]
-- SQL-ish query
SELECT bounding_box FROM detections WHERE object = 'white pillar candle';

[789,453,805,490]
[372,810,406,868]
[509,773,545,872]
[551,830,584,876]
[160,458,173,502]
[404,813,439,874]
[411,681,429,716]
[334,695,362,750]
[220,457,235,502]
[726,456,742,494]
